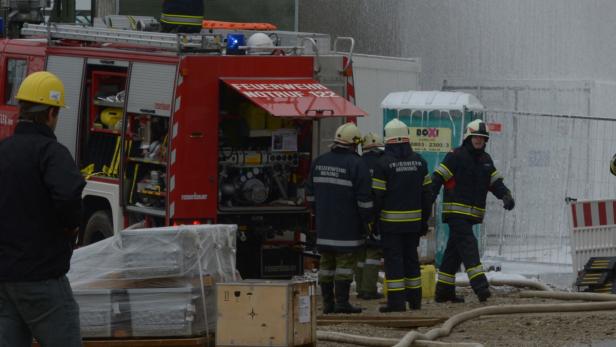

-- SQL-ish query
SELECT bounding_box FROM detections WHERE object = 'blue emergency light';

[226,34,245,55]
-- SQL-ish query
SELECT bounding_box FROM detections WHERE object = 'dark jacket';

[431,141,510,224]
[372,143,432,233]
[161,0,204,31]
[362,148,384,244]
[0,121,85,281]
[307,146,373,252]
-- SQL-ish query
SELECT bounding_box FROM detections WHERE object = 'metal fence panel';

[481,110,616,264]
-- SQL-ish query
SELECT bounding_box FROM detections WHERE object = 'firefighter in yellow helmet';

[372,119,432,312]
[307,122,372,314]
[0,71,85,346]
[160,0,204,33]
[355,132,384,300]
[431,119,514,303]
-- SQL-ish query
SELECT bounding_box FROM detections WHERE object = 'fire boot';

[321,282,335,314]
[476,287,492,302]
[379,290,406,312]
[406,288,422,310]
[435,285,465,303]
[334,280,362,314]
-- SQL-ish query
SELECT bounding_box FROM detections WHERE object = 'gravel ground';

[317,286,616,347]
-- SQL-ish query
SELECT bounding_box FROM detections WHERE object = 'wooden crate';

[216,280,316,347]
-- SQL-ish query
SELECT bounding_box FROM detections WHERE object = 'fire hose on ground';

[317,279,616,347]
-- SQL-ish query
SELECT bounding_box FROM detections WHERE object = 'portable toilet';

[381,91,485,266]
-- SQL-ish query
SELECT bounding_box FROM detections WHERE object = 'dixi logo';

[416,128,439,138]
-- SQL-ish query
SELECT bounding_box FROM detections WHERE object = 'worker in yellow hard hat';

[0,71,85,346]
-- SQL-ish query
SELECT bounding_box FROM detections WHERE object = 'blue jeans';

[0,275,82,347]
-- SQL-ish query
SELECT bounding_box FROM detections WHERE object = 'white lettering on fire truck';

[0,113,13,126]
[232,83,328,91]
[181,193,208,201]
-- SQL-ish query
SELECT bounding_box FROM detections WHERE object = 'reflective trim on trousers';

[313,176,352,187]
[435,163,453,181]
[306,195,315,202]
[380,209,422,222]
[356,262,365,268]
[385,278,405,292]
[437,271,456,286]
[319,269,335,277]
[365,259,381,265]
[405,276,422,289]
[336,268,354,276]
[443,203,485,219]
[466,264,485,280]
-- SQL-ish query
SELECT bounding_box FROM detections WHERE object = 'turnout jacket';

[307,146,373,252]
[362,148,384,244]
[432,141,510,224]
[372,144,432,233]
[0,121,85,281]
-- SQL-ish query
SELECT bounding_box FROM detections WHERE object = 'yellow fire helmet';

[15,71,66,108]
[100,108,123,129]
[362,132,383,149]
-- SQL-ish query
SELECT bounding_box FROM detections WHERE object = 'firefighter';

[160,0,204,33]
[0,71,85,346]
[355,132,384,300]
[372,119,432,312]
[431,119,515,303]
[307,122,372,314]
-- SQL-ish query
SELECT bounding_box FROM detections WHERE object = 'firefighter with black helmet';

[355,132,384,300]
[160,0,204,33]
[431,119,515,303]
[307,122,372,314]
[372,119,432,312]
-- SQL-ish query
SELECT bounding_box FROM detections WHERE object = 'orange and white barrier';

[568,199,616,273]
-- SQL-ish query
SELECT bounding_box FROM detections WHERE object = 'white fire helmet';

[384,119,410,143]
[334,122,362,145]
[464,119,490,141]
[362,132,383,150]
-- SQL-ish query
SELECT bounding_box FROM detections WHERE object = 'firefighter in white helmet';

[307,122,372,314]
[355,132,384,300]
[0,71,85,346]
[431,119,514,303]
[372,119,432,312]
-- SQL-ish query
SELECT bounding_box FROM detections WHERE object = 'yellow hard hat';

[15,71,65,108]
[100,108,123,129]
[334,122,362,145]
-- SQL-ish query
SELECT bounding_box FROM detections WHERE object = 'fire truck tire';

[83,211,113,245]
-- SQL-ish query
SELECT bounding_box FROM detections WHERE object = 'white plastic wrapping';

[67,224,238,338]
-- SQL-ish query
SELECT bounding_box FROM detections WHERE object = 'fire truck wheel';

[83,211,113,245]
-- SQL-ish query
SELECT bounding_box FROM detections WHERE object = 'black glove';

[420,222,429,236]
[502,192,515,211]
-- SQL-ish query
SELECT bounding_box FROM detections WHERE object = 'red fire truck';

[0,23,369,278]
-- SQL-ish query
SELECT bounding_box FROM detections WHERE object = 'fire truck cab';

[0,24,367,278]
